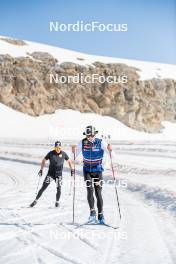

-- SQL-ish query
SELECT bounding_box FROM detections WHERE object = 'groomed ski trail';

[0,143,176,264]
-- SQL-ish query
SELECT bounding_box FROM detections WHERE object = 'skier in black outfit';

[30,141,74,207]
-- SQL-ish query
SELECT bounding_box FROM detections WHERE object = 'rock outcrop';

[0,37,26,46]
[0,51,176,133]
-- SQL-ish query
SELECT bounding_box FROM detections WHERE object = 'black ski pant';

[84,170,103,215]
[36,175,62,201]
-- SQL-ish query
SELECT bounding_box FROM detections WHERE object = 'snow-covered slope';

[0,36,176,80]
[0,103,176,141]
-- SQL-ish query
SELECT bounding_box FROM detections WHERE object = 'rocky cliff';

[0,38,176,133]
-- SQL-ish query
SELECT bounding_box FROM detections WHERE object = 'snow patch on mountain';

[0,103,176,140]
[0,36,176,81]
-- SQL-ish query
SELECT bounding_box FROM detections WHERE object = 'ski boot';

[30,199,37,207]
[98,213,105,225]
[88,209,96,223]
[55,201,60,207]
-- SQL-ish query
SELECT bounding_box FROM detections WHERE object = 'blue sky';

[0,0,175,64]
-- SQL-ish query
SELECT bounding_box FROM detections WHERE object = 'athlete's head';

[83,126,98,141]
[54,141,61,153]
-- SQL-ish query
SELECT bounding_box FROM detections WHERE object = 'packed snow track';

[0,141,176,264]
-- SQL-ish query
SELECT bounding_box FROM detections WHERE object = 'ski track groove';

[2,209,84,264]
[156,216,176,263]
[0,169,20,197]
[0,171,85,263]
[1,246,45,264]
[115,163,176,176]
[100,226,118,264]
[3,209,42,264]
[60,222,97,250]
[117,150,176,160]
[0,170,45,264]
[38,243,85,264]
[125,181,176,215]
[123,186,176,263]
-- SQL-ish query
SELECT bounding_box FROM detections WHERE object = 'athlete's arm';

[40,158,46,170]
[38,152,50,176]
[67,159,73,170]
[107,144,112,152]
[64,152,74,176]
[101,140,112,152]
[101,140,115,158]
[67,159,75,176]
[38,158,47,177]
[41,151,50,170]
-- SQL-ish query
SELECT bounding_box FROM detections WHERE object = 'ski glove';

[38,169,43,177]
[107,144,112,152]
[71,169,75,177]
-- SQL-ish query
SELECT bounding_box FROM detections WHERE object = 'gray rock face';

[28,52,58,65]
[0,37,26,46]
[0,53,176,132]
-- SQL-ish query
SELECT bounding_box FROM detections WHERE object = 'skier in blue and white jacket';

[73,125,112,224]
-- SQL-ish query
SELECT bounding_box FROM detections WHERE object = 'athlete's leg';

[55,176,62,202]
[94,172,103,216]
[36,175,52,200]
[84,170,95,211]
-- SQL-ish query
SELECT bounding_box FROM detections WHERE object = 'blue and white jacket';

[76,138,106,172]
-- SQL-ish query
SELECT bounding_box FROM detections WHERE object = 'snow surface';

[0,103,176,141]
[0,36,176,80]
[0,142,176,264]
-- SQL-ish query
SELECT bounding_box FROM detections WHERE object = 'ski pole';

[71,145,76,223]
[68,177,72,196]
[35,176,41,196]
[108,148,122,220]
